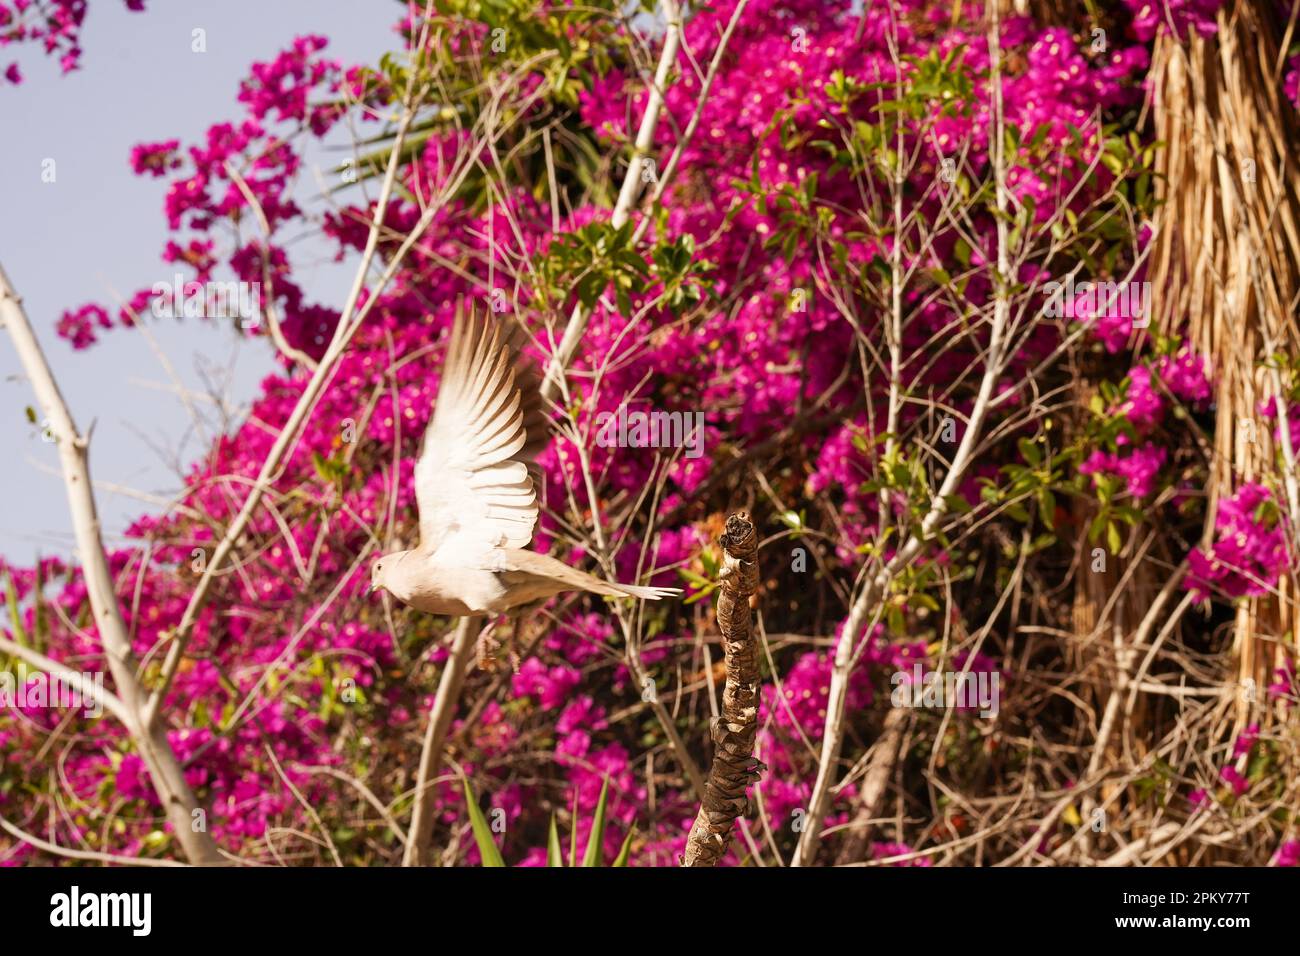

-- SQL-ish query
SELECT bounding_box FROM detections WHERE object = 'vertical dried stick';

[682,512,763,867]
[403,615,481,866]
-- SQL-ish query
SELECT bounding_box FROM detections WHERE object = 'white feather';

[414,309,541,565]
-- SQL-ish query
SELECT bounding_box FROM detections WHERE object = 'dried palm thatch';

[1148,0,1300,734]
[1048,1,1300,865]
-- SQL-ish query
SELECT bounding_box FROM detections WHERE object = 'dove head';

[370,551,412,596]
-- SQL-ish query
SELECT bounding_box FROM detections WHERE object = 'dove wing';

[415,306,546,565]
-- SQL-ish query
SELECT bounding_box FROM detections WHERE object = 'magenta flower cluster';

[1,0,145,85]
[1188,483,1289,601]
[1078,349,1211,500]
[8,0,1297,866]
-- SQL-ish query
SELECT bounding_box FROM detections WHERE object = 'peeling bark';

[682,512,764,867]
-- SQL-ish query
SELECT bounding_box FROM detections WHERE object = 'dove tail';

[498,549,682,602]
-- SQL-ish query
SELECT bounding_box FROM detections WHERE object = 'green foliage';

[462,775,634,866]
[808,48,975,181]
[987,435,1068,529]
[311,451,351,490]
[542,221,646,314]
[651,234,712,310]
[677,539,722,605]
[1061,374,1163,548]
[429,0,625,105]
[463,778,507,866]
[330,0,631,207]
[540,222,712,316]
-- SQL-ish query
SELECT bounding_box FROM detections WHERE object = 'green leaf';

[683,583,719,606]
[942,493,972,514]
[677,567,713,587]
[913,592,940,612]
[1038,489,1057,529]
[310,451,348,487]
[5,572,29,649]
[777,510,804,531]
[547,813,564,867]
[32,560,46,650]
[886,604,905,635]
[612,825,635,867]
[462,779,505,867]
[568,790,579,868]
[582,777,610,866]
[954,238,971,268]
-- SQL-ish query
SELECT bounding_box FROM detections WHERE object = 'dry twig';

[682,512,764,866]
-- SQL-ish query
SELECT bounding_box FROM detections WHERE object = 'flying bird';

[370,307,682,616]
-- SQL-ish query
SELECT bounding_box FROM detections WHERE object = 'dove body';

[368,309,681,617]
[374,550,504,616]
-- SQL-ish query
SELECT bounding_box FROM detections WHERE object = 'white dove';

[370,307,681,616]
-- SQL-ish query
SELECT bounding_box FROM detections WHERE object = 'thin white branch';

[540,0,683,401]
[0,635,132,724]
[0,814,189,867]
[0,261,224,865]
[791,9,1016,866]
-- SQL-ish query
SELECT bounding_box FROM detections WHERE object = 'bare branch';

[0,261,224,865]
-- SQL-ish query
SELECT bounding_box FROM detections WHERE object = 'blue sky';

[1,0,397,562]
